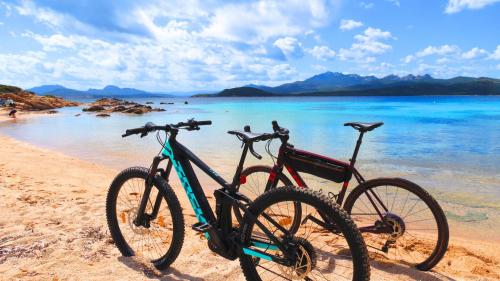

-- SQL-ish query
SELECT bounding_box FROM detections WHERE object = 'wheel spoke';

[347,181,444,269]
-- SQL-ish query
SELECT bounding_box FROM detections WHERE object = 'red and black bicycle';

[234,120,449,271]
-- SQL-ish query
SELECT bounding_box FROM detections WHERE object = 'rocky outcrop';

[82,105,105,112]
[82,98,165,115]
[0,85,80,111]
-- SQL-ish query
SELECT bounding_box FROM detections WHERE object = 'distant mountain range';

[194,72,500,97]
[28,85,212,99]
[29,72,500,99]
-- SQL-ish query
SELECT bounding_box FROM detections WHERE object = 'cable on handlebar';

[265,138,278,165]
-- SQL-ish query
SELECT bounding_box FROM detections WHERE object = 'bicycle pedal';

[192,222,212,233]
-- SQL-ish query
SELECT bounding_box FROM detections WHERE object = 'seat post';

[349,131,365,168]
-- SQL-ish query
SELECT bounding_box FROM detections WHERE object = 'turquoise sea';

[1,96,500,237]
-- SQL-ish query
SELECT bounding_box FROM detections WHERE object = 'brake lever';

[183,125,200,131]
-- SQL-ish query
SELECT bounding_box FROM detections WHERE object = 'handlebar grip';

[197,120,212,126]
[122,127,144,137]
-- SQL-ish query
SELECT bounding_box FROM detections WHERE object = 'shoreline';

[1,134,500,280]
[0,108,60,123]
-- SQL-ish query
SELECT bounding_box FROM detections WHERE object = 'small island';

[82,98,165,116]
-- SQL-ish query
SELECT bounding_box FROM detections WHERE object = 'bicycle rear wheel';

[106,167,185,269]
[343,178,449,271]
[239,187,370,281]
[234,165,302,232]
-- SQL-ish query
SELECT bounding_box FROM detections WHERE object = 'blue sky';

[0,0,499,92]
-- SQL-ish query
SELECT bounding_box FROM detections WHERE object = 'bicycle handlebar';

[243,125,263,159]
[248,142,262,159]
[236,122,291,160]
[122,119,212,138]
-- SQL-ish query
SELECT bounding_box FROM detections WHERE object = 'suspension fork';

[134,155,163,227]
[149,160,173,218]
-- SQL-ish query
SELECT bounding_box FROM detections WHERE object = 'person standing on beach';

[8,109,17,118]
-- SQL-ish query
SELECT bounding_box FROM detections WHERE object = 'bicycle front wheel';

[343,178,449,271]
[106,167,185,269]
[239,187,370,281]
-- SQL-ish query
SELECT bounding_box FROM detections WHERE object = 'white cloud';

[15,0,71,30]
[414,62,480,77]
[2,28,304,90]
[358,27,393,40]
[267,64,298,80]
[12,0,130,40]
[339,27,394,62]
[398,45,500,77]
[403,54,415,63]
[416,45,460,57]
[24,32,77,51]
[436,57,451,64]
[445,0,500,13]
[273,37,303,59]
[308,46,336,60]
[339,19,363,31]
[6,1,332,89]
[1,1,13,17]
[386,0,401,7]
[202,0,338,44]
[312,64,327,72]
[401,45,500,74]
[461,47,488,59]
[490,45,500,60]
[360,2,374,9]
[364,62,395,75]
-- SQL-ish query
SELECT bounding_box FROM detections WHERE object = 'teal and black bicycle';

[106,119,370,280]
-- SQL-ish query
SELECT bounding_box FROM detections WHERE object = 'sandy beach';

[1,134,499,281]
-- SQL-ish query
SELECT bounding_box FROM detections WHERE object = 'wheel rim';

[247,200,358,280]
[348,183,441,267]
[237,168,301,232]
[115,177,174,262]
[239,170,272,202]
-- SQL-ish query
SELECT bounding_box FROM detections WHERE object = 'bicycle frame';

[134,129,301,264]
[263,131,393,235]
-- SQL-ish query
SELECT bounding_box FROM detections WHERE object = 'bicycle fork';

[133,156,165,228]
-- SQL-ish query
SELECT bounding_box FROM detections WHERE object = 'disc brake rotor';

[277,239,316,280]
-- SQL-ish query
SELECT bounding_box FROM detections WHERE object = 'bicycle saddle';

[344,122,384,132]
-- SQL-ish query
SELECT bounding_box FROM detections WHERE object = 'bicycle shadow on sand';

[316,247,456,281]
[370,258,456,281]
[117,256,205,281]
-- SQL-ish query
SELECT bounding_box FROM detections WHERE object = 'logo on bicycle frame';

[162,143,209,227]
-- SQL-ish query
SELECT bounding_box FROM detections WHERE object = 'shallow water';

[1,96,499,227]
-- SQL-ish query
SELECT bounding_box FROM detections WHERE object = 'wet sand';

[1,135,499,280]
[0,108,58,123]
